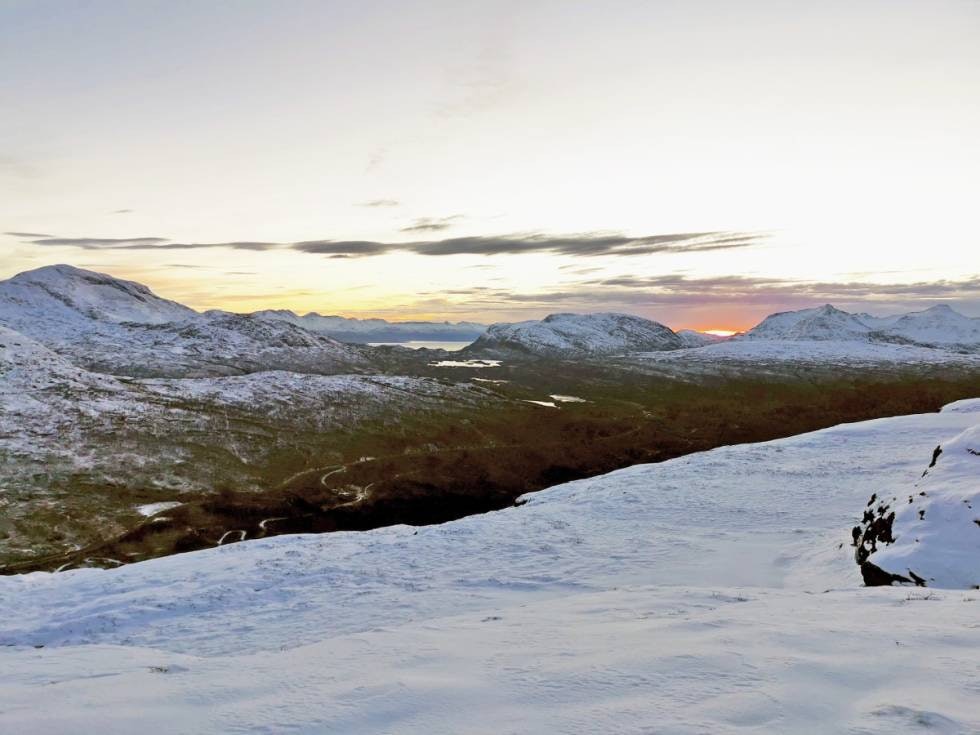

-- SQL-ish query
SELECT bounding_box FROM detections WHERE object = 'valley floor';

[1,401,979,733]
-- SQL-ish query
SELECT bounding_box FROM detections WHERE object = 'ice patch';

[135,502,183,517]
[429,359,502,368]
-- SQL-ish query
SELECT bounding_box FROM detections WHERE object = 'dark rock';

[860,562,913,586]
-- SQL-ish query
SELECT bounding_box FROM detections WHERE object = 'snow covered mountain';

[0,265,368,377]
[744,304,874,341]
[2,400,978,733]
[0,264,195,333]
[874,304,980,350]
[744,303,980,352]
[254,309,486,343]
[466,312,685,358]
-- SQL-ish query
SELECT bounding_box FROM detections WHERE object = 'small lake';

[368,340,472,351]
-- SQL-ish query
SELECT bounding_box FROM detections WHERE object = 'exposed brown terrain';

[7,357,979,574]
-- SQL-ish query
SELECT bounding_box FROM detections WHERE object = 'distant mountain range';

[1,267,978,378]
[0,265,463,377]
[1,264,978,568]
[252,309,486,343]
[0,266,366,378]
[744,303,980,352]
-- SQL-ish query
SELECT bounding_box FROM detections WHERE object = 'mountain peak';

[0,263,197,329]
[467,312,684,358]
[744,303,980,350]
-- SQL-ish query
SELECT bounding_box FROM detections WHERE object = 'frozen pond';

[429,359,502,368]
[368,341,472,351]
[135,501,183,517]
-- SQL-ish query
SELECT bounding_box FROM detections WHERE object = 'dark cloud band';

[292,231,766,258]
[23,236,280,251]
[18,230,766,258]
[424,274,980,313]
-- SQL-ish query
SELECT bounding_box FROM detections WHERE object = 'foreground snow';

[1,402,979,733]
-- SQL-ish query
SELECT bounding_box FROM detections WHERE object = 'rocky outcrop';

[853,423,980,589]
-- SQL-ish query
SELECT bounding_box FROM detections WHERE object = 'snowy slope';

[254,309,486,343]
[0,332,475,482]
[73,312,370,377]
[0,325,121,394]
[0,325,128,456]
[2,402,979,733]
[0,340,491,563]
[467,312,685,358]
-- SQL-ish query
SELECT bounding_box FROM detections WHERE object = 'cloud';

[399,215,464,234]
[358,199,399,208]
[292,240,391,256]
[22,234,280,251]
[20,229,765,259]
[5,231,52,238]
[32,237,170,248]
[162,241,279,251]
[403,273,980,323]
[113,209,133,214]
[581,274,980,304]
[292,231,766,258]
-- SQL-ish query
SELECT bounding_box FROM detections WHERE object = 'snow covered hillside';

[745,303,980,352]
[70,311,370,378]
[0,324,122,395]
[0,323,493,562]
[0,264,195,329]
[467,312,685,358]
[0,265,368,377]
[2,401,978,733]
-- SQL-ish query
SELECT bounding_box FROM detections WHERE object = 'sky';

[1,0,978,331]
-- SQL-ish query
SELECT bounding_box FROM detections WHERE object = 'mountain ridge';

[465,312,686,358]
[744,303,980,352]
